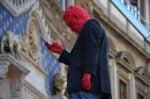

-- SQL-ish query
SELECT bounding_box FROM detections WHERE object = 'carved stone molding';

[116,51,136,71]
[0,54,30,76]
[53,73,67,95]
[0,0,37,17]
[26,16,41,62]
[0,31,22,59]
[135,73,150,88]
[0,54,30,99]
[0,61,9,79]
[135,73,150,99]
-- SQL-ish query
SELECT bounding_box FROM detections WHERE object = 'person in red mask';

[46,5,111,99]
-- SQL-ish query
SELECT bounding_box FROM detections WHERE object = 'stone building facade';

[0,0,150,99]
[40,0,150,99]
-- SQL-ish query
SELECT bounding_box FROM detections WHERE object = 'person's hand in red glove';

[81,73,92,91]
[45,42,64,54]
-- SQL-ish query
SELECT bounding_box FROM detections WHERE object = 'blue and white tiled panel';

[40,37,61,95]
[0,4,29,41]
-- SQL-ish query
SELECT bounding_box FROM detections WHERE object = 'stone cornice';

[0,54,30,75]
[116,58,134,73]
[92,0,150,59]
[134,72,150,87]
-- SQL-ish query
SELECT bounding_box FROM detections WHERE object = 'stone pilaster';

[0,54,29,99]
[0,61,10,99]
[109,58,118,99]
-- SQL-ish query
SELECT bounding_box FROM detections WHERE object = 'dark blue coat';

[58,19,111,98]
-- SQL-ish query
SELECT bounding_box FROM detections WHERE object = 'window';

[119,80,127,99]
[114,0,150,42]
[57,0,74,11]
[130,0,139,20]
[120,0,147,24]
[120,0,140,20]
[137,93,144,99]
[139,0,145,25]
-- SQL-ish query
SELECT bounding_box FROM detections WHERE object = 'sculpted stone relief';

[26,17,40,61]
[0,31,22,58]
[53,73,67,96]
[0,16,41,62]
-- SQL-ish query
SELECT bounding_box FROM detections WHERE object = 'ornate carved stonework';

[0,13,42,64]
[116,51,136,71]
[0,0,37,17]
[26,16,41,61]
[0,31,22,58]
[0,54,30,99]
[53,73,67,95]
[135,74,149,98]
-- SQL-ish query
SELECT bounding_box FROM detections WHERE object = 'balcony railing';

[0,0,37,17]
[120,0,150,31]
[111,0,150,43]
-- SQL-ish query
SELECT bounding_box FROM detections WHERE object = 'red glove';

[45,42,64,54]
[81,73,92,91]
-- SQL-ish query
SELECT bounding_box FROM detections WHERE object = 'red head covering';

[63,5,90,34]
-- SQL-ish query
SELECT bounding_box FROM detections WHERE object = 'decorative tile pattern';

[40,38,61,95]
[0,4,60,95]
[0,5,28,39]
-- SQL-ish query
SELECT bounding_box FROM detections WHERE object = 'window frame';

[137,90,145,99]
[58,0,74,11]
[119,79,128,99]
[111,0,150,43]
[120,0,141,20]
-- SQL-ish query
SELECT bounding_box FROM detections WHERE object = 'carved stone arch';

[26,15,41,61]
[108,37,117,58]
[116,51,136,69]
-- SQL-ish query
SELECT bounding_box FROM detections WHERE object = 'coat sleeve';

[58,50,70,65]
[82,20,104,75]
